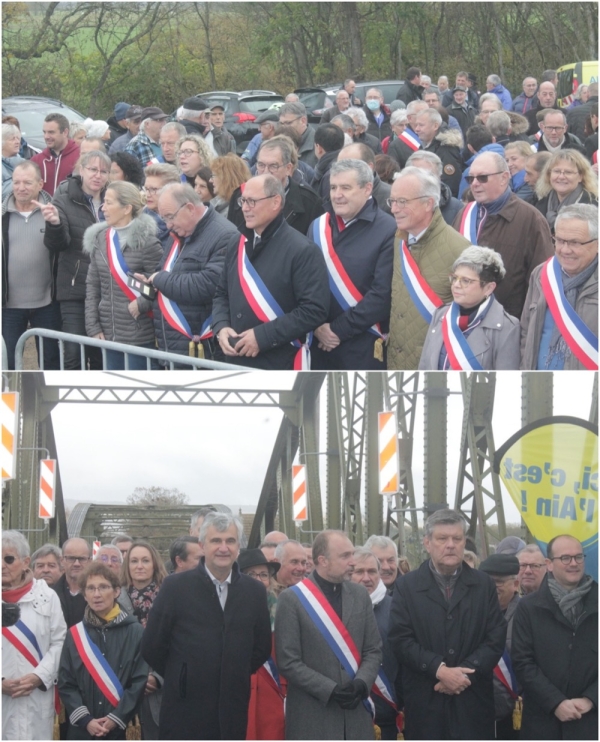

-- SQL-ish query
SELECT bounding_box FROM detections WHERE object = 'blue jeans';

[2,302,61,369]
[105,343,155,370]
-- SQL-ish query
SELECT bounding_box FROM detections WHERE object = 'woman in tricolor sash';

[419,245,520,370]
[58,561,148,740]
[2,530,67,741]
[83,181,163,370]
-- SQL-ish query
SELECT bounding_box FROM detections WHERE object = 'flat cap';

[256,110,280,125]
[479,553,520,576]
[183,97,209,111]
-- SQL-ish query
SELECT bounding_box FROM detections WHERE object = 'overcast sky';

[42,371,596,527]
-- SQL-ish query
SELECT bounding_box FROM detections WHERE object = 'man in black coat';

[309,159,397,371]
[212,174,329,370]
[512,535,598,741]
[52,537,90,627]
[525,81,563,135]
[141,512,272,740]
[388,509,507,740]
[396,67,425,106]
[567,82,599,141]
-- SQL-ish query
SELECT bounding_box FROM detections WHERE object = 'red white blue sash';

[399,240,443,324]
[457,201,481,244]
[441,300,488,370]
[312,214,385,339]
[493,649,518,700]
[262,656,283,694]
[106,228,141,303]
[540,256,598,369]
[371,665,402,731]
[237,234,311,369]
[147,155,165,165]
[70,622,123,707]
[290,579,375,717]
[157,235,213,341]
[398,128,421,151]
[530,131,542,152]
[3,618,61,713]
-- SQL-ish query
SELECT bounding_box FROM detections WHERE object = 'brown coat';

[453,193,553,318]
[388,208,470,370]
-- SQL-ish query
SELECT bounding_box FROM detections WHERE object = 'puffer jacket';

[44,176,106,302]
[520,259,598,370]
[58,608,148,738]
[83,213,163,345]
[388,208,470,370]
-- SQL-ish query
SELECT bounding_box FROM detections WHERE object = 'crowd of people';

[2,67,597,371]
[2,508,596,740]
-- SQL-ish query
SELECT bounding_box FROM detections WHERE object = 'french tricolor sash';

[312,214,385,339]
[147,155,165,165]
[399,240,443,324]
[157,235,213,341]
[493,650,518,700]
[441,300,488,370]
[398,128,421,151]
[290,579,375,718]
[371,665,402,730]
[262,656,283,694]
[457,201,481,244]
[106,228,141,303]
[540,256,598,369]
[3,619,61,713]
[70,622,123,708]
[237,234,311,369]
[530,131,542,153]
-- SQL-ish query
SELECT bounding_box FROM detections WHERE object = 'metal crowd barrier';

[13,328,239,371]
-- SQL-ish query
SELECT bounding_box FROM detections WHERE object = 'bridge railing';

[13,328,239,371]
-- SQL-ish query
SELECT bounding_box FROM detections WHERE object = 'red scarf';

[3,578,34,603]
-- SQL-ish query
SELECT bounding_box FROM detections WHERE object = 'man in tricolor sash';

[479,553,522,740]
[142,513,271,740]
[512,535,598,740]
[388,167,469,370]
[275,530,382,740]
[387,100,426,169]
[309,159,397,370]
[388,509,506,740]
[453,151,553,318]
[520,203,597,369]
[212,174,329,369]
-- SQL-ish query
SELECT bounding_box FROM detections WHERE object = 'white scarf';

[370,578,388,606]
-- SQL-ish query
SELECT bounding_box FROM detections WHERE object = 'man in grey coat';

[275,530,382,740]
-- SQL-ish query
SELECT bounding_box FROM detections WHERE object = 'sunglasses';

[464,171,504,184]
[3,555,17,564]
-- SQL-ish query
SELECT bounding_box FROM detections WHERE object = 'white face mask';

[366,99,381,111]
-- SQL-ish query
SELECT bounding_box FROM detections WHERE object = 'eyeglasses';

[161,203,186,224]
[550,169,579,177]
[3,555,17,564]
[279,116,302,126]
[237,195,277,208]
[98,555,122,565]
[83,167,110,177]
[449,274,483,288]
[386,195,429,209]
[245,571,270,581]
[179,148,200,157]
[256,161,284,174]
[143,186,161,195]
[518,562,545,571]
[544,126,566,133]
[464,172,504,184]
[64,556,90,563]
[552,236,596,249]
[85,584,115,594]
[549,553,585,565]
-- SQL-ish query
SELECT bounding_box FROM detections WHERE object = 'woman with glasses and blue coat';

[419,245,520,369]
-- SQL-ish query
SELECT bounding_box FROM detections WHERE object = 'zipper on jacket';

[71,260,80,286]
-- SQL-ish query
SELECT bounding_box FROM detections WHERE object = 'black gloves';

[331,679,368,709]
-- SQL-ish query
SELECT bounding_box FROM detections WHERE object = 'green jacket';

[388,208,470,369]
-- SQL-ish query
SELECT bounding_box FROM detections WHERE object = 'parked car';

[295,86,337,124]
[2,96,86,150]
[189,90,285,154]
[352,80,403,105]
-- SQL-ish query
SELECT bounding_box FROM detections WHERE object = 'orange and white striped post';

[1,392,19,481]
[92,541,101,558]
[292,464,308,523]
[378,411,399,495]
[38,459,57,519]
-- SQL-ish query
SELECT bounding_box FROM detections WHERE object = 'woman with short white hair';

[2,123,24,198]
[419,245,520,369]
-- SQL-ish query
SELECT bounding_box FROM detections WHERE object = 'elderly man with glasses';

[512,534,597,741]
[517,544,547,594]
[51,537,91,628]
[453,151,553,319]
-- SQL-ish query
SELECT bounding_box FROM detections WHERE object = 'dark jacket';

[58,609,148,739]
[356,130,384,155]
[211,127,236,157]
[387,129,422,169]
[180,119,207,137]
[107,116,128,146]
[52,574,86,628]
[44,176,106,302]
[141,561,272,740]
[448,101,477,138]
[227,179,323,236]
[512,577,598,740]
[388,560,507,740]
[534,131,586,156]
[152,204,238,359]
[494,593,520,722]
[425,127,464,197]
[373,593,400,731]
[309,198,397,371]
[396,80,425,106]
[364,105,392,142]
[525,102,563,136]
[212,212,330,370]
[567,96,599,141]
[513,92,539,115]
[320,105,344,124]
[31,139,81,197]
[372,174,392,215]
[298,126,318,167]
[310,149,341,202]
[439,181,463,225]
[535,189,598,226]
